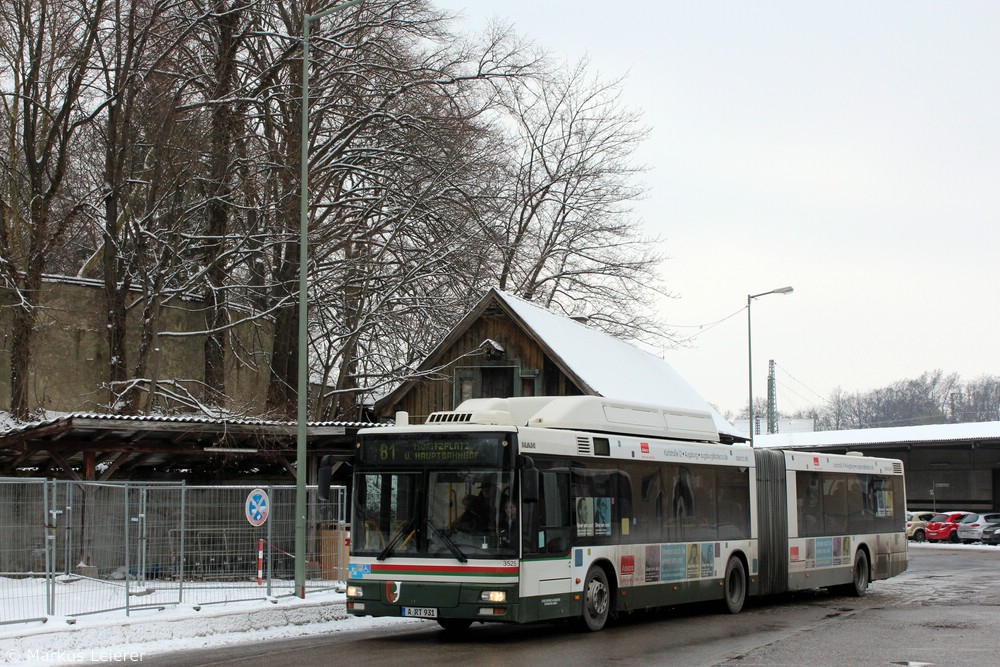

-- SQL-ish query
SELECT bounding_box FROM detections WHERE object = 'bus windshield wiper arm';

[377,518,415,561]
[428,523,467,563]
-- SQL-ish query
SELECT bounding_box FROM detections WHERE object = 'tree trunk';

[202,2,242,407]
[9,295,37,420]
[266,293,298,419]
[102,102,129,410]
[9,202,48,420]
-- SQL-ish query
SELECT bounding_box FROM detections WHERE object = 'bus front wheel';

[579,566,611,632]
[723,555,747,614]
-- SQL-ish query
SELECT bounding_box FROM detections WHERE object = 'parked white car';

[955,513,1000,543]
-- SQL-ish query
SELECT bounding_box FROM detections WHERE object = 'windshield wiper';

[377,518,415,561]
[427,523,467,563]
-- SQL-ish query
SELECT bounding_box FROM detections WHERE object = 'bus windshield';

[352,432,518,559]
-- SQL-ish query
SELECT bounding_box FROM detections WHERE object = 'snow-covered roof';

[0,411,377,437]
[495,290,739,439]
[754,420,1000,449]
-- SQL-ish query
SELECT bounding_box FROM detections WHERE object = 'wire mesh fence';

[0,479,348,626]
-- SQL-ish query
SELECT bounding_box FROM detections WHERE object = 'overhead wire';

[662,305,747,345]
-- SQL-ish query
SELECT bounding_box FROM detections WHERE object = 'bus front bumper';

[345,579,520,623]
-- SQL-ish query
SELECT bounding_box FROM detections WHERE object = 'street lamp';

[297,0,362,599]
[747,286,793,446]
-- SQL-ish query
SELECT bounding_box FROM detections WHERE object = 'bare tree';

[486,59,666,342]
[811,372,959,430]
[1,0,669,424]
[959,375,1000,422]
[256,0,536,418]
[0,0,108,419]
[71,0,191,412]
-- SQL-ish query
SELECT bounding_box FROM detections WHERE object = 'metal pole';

[179,482,186,603]
[267,484,274,597]
[747,294,754,446]
[746,286,794,447]
[297,0,362,600]
[125,485,131,616]
[44,481,54,616]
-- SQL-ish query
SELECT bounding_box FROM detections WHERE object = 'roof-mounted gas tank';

[426,396,720,443]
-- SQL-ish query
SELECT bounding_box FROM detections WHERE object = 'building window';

[454,366,518,404]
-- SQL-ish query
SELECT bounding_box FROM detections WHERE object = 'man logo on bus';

[386,581,402,604]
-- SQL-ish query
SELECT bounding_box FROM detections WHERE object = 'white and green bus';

[335,396,907,632]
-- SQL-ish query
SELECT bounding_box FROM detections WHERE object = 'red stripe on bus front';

[369,564,517,576]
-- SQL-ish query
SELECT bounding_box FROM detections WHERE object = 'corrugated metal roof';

[0,411,378,437]
[755,421,1000,449]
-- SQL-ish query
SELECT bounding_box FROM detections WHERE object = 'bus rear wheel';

[578,566,611,632]
[838,549,869,597]
[723,555,747,614]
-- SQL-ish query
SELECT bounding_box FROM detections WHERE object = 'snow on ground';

[1,542,995,666]
[0,588,420,666]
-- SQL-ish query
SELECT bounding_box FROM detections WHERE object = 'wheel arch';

[855,541,873,579]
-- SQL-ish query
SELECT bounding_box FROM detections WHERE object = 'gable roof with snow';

[377,288,741,441]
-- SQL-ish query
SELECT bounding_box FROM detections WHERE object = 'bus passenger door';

[522,468,572,599]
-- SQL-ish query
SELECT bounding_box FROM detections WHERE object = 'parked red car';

[925,511,972,542]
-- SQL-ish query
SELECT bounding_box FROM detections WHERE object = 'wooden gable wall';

[384,307,582,423]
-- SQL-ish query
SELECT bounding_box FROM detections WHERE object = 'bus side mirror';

[318,455,333,502]
[520,455,539,503]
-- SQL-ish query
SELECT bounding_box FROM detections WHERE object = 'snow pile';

[0,591,418,666]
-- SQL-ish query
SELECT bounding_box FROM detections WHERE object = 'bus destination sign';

[359,434,508,467]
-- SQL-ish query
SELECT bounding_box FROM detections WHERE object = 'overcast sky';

[437,1,1000,417]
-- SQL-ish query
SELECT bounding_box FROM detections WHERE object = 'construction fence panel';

[0,478,48,624]
[0,479,348,626]
[27,481,186,620]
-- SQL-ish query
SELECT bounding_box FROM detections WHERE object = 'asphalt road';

[144,544,1000,667]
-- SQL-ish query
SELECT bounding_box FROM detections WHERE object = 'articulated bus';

[333,396,908,632]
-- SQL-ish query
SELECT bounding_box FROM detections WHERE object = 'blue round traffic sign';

[245,488,270,526]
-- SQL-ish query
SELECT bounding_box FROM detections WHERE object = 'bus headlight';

[480,590,506,603]
[347,585,364,598]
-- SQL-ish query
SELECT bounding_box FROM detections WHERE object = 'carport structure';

[0,413,365,482]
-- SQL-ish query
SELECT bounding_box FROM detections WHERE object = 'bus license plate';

[402,606,437,618]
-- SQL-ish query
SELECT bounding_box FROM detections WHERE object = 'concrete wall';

[0,279,273,414]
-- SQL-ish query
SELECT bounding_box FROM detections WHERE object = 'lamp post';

[297,0,361,599]
[747,286,793,446]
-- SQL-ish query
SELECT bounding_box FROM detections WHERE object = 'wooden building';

[375,288,740,443]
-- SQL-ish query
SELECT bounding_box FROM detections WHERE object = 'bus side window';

[525,469,571,555]
[797,471,824,537]
[823,475,849,535]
